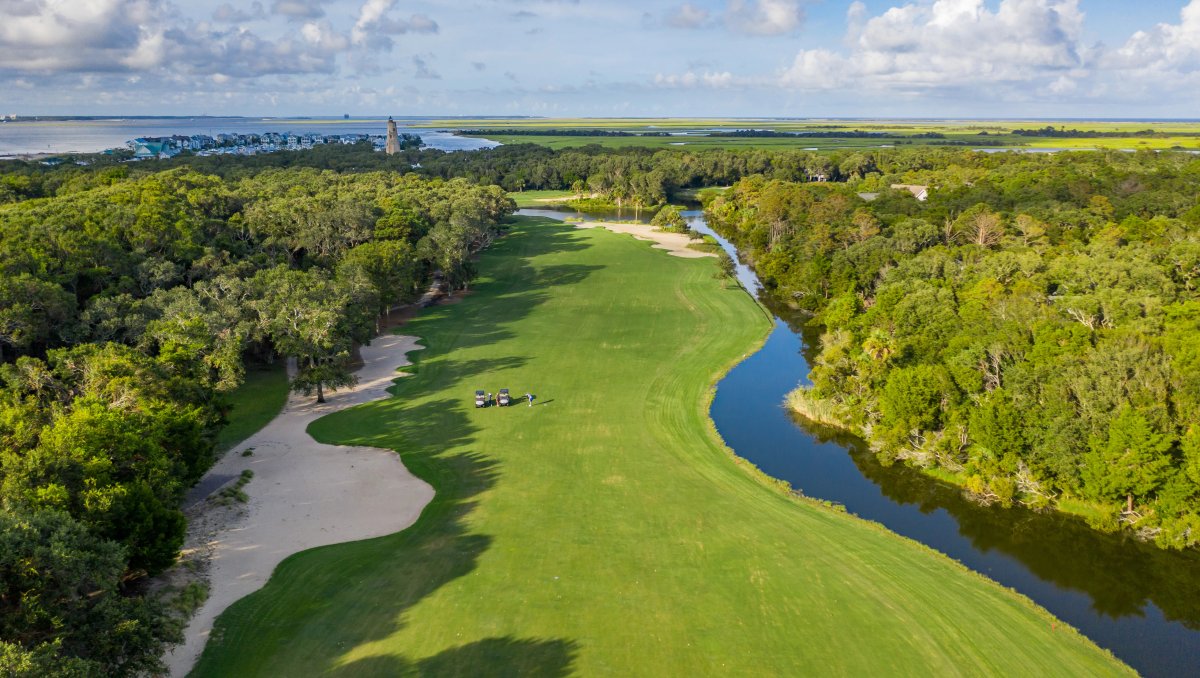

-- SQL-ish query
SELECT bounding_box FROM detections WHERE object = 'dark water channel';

[518,207,1200,676]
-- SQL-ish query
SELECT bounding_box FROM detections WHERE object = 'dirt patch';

[375,286,470,333]
[433,288,471,305]
[574,221,716,259]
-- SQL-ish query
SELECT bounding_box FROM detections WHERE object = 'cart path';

[164,333,434,677]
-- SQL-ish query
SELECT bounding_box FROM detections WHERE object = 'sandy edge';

[573,221,716,259]
[163,334,434,677]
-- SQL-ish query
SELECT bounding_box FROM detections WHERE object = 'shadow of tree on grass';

[194,219,590,676]
[197,396,505,674]
[328,637,580,678]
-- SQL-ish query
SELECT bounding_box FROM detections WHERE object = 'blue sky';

[1,0,1199,117]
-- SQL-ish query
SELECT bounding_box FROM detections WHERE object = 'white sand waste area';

[574,221,716,258]
[165,333,434,676]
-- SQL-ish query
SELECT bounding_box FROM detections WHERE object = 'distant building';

[129,138,179,159]
[385,117,401,155]
[116,130,391,160]
[891,184,929,201]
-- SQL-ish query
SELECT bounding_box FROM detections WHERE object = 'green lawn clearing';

[192,216,1129,677]
[215,363,289,452]
[507,189,583,207]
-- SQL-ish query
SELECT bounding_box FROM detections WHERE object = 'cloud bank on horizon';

[0,0,1198,117]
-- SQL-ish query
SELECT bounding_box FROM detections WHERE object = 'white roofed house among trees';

[891,184,929,201]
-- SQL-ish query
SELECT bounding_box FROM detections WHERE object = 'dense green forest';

[705,149,1200,549]
[2,141,878,203]
[5,140,1200,671]
[4,140,934,210]
[0,163,513,674]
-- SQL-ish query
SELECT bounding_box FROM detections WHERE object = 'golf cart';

[474,390,487,408]
[497,389,511,406]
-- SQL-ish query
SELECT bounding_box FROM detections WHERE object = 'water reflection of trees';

[701,207,1200,639]
[794,414,1200,630]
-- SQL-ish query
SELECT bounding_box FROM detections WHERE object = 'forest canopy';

[5,141,1200,672]
[705,149,1200,550]
[0,163,514,674]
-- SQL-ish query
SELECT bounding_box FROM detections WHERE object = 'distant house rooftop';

[891,184,929,201]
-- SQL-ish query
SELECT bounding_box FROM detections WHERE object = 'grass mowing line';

[192,216,1131,677]
[214,364,289,452]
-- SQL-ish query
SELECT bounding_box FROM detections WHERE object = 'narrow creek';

[518,207,1200,677]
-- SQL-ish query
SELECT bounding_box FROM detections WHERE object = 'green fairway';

[507,189,581,207]
[192,216,1129,676]
[214,364,289,452]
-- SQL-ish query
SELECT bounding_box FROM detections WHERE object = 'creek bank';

[784,385,1115,523]
[686,212,1200,678]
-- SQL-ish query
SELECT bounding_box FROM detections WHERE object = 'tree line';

[1,141,1047,213]
[0,164,513,674]
[457,128,671,137]
[1010,126,1198,138]
[705,149,1200,550]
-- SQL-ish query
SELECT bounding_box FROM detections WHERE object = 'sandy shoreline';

[164,333,434,676]
[573,221,716,258]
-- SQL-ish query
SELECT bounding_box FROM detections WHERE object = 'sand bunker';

[574,221,716,259]
[164,333,434,676]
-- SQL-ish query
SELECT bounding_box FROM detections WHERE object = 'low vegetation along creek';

[1,141,1196,675]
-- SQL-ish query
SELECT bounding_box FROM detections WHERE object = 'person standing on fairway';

[526,393,534,407]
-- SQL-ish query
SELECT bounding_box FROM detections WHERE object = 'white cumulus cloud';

[0,0,167,72]
[0,0,354,78]
[352,0,439,49]
[1108,0,1200,77]
[780,0,1086,91]
[658,0,802,35]
[726,0,805,36]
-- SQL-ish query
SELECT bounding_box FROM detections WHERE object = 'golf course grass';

[214,363,289,452]
[191,216,1130,676]
[507,189,581,207]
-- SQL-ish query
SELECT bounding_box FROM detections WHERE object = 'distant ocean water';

[0,117,499,157]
